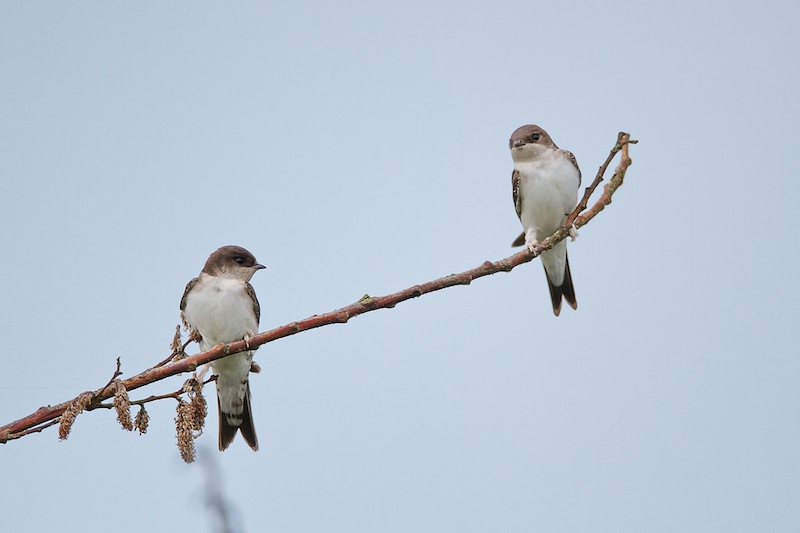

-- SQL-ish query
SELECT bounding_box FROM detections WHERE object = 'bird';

[509,124,581,316]
[180,245,265,451]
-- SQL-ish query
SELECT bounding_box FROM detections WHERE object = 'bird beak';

[255,264,266,270]
[513,140,526,148]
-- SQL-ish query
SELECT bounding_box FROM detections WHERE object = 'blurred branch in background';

[0,133,636,458]
[199,447,239,533]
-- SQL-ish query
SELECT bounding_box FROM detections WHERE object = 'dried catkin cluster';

[58,391,94,440]
[174,377,208,463]
[170,324,182,351]
[183,377,208,432]
[134,406,149,434]
[175,398,195,463]
[113,381,133,431]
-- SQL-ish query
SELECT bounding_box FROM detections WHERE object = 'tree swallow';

[510,125,580,316]
[180,245,265,450]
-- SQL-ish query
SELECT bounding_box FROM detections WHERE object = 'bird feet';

[524,227,540,252]
[568,224,579,242]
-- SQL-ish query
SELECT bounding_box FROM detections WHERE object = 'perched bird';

[509,124,581,316]
[180,245,265,451]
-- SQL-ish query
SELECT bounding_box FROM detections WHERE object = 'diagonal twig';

[565,132,637,228]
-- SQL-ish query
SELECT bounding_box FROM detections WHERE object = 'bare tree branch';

[0,132,635,444]
[566,132,636,228]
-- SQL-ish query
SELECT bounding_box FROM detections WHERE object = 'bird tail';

[218,383,259,452]
[545,251,577,316]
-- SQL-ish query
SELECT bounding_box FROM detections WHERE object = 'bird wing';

[245,282,261,325]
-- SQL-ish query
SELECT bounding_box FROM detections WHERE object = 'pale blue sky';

[2,1,798,532]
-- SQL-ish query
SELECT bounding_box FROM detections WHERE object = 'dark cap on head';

[509,124,556,149]
[202,245,265,274]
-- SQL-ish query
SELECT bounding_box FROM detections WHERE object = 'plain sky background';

[1,1,798,532]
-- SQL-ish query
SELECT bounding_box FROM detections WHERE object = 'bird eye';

[531,133,540,141]
[235,256,245,264]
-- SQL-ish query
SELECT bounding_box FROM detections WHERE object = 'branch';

[91,376,216,410]
[573,133,634,227]
[566,132,636,228]
[0,131,636,444]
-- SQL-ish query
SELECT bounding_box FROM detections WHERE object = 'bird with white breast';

[510,124,581,316]
[180,245,265,451]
